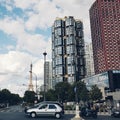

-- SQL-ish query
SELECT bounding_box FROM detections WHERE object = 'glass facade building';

[52,16,86,87]
[82,70,120,92]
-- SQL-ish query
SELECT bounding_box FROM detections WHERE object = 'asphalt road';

[0,112,120,120]
[0,105,120,120]
[0,112,74,120]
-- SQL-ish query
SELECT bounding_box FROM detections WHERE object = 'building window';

[67,56,74,64]
[66,45,74,54]
[54,37,62,46]
[56,66,63,74]
[68,66,74,74]
[58,37,62,45]
[56,56,62,65]
[66,26,74,35]
[55,28,62,35]
[66,18,74,26]
[55,20,61,27]
[78,31,83,37]
[66,36,74,45]
[55,47,62,55]
[76,22,82,29]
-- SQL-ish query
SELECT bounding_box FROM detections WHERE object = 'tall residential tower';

[28,63,34,91]
[89,0,120,74]
[85,42,95,77]
[52,16,86,87]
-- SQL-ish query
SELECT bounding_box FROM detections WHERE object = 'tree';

[0,89,22,105]
[23,90,36,103]
[89,85,102,101]
[55,81,72,102]
[38,81,96,103]
[9,93,22,105]
[0,89,11,103]
[45,89,57,101]
[73,81,89,102]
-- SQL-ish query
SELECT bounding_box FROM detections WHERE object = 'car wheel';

[30,112,36,118]
[55,113,61,119]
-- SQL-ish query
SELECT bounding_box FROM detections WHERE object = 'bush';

[64,105,75,110]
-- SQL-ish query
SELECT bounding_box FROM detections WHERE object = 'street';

[0,105,120,120]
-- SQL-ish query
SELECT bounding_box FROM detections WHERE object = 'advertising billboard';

[83,72,109,89]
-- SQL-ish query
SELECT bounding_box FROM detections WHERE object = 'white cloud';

[0,17,24,35]
[0,51,34,72]
[0,51,44,96]
[13,0,39,10]
[6,45,15,51]
[0,17,50,56]
[24,0,64,31]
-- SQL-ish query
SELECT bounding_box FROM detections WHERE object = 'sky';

[0,0,95,97]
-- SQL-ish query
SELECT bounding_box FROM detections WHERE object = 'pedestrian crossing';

[0,109,23,113]
[0,107,24,113]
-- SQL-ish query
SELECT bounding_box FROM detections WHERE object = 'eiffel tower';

[28,63,34,91]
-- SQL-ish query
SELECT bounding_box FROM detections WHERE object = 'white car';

[25,103,63,118]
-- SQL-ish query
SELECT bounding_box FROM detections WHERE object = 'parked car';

[25,102,63,118]
[80,107,98,119]
[111,109,120,118]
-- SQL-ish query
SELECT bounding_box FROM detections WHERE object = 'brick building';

[89,0,120,74]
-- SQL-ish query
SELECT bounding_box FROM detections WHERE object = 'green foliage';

[46,89,57,101]
[89,85,102,101]
[39,82,102,103]
[9,93,22,105]
[55,81,72,102]
[0,89,22,105]
[73,81,89,102]
[38,81,89,103]
[23,90,36,103]
[64,104,75,110]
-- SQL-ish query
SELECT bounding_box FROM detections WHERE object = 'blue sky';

[0,0,95,96]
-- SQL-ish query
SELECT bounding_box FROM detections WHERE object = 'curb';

[65,110,75,114]
[65,110,111,116]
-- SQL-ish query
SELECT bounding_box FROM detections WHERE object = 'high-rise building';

[52,16,86,87]
[48,62,53,89]
[44,61,52,91]
[28,63,34,91]
[89,0,120,74]
[85,42,95,77]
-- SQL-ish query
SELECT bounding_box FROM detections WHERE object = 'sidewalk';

[65,110,75,114]
[0,107,10,111]
[65,110,111,116]
[98,112,111,116]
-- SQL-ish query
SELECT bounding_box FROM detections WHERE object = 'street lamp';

[43,51,47,101]
[71,60,82,120]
